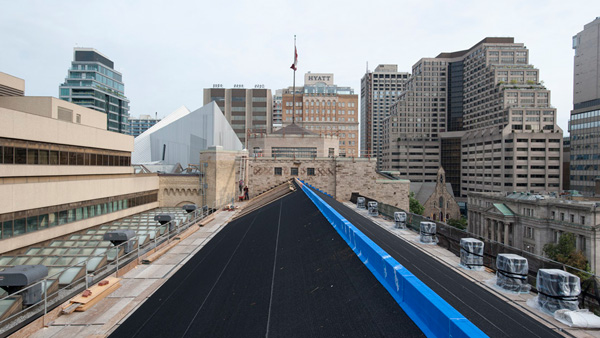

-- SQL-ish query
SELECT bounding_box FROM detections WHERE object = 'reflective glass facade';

[59,48,130,135]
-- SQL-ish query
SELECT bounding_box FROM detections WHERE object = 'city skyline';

[2,1,599,134]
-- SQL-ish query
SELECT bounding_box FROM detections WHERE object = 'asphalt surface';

[111,189,424,338]
[313,188,565,338]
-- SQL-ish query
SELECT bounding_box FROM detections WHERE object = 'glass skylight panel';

[25,248,41,255]
[0,257,14,265]
[53,248,67,255]
[50,241,64,247]
[39,248,55,255]
[54,257,74,266]
[66,248,80,255]
[26,257,44,265]
[86,257,105,272]
[11,257,30,265]
[58,267,84,285]
[42,257,59,265]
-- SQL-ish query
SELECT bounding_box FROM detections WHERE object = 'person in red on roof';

[243,186,249,200]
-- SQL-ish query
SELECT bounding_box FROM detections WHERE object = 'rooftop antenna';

[366,61,369,73]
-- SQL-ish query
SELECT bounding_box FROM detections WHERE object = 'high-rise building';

[383,38,563,196]
[570,17,600,195]
[280,73,359,157]
[203,86,272,147]
[360,64,409,164]
[130,114,161,137]
[59,48,130,135]
[272,89,283,130]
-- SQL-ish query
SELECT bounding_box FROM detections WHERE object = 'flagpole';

[292,35,296,125]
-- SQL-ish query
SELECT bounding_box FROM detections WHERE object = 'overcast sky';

[2,1,599,135]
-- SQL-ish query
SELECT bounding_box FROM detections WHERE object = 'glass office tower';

[59,48,130,134]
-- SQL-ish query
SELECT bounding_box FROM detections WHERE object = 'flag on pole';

[290,46,298,71]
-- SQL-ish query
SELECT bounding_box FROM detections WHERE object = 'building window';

[560,212,565,221]
[570,214,575,223]
[581,216,586,225]
[274,167,282,176]
[580,235,587,252]
[291,167,299,176]
[524,226,534,239]
[307,168,315,176]
[551,211,555,220]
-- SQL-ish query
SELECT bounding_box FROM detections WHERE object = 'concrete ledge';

[298,180,487,338]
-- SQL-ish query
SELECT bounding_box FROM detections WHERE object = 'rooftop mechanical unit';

[496,253,530,293]
[394,212,407,229]
[103,230,137,253]
[356,197,366,209]
[537,269,580,313]
[459,238,484,270]
[0,265,48,305]
[419,221,437,244]
[155,214,175,231]
[182,204,197,213]
[367,201,378,216]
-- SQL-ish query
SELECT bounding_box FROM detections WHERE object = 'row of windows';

[0,192,158,240]
[571,109,600,121]
[0,138,131,167]
[274,167,315,176]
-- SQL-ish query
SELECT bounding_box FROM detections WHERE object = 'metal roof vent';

[0,265,48,305]
[182,204,197,213]
[103,230,137,253]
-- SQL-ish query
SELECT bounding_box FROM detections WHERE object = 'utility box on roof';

[496,253,530,293]
[419,221,437,244]
[0,265,48,305]
[459,238,484,270]
[394,212,407,229]
[537,269,580,313]
[368,201,378,216]
[357,197,366,209]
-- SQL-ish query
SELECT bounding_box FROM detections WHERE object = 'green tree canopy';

[409,192,424,215]
[543,232,591,279]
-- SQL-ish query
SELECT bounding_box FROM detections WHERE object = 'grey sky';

[2,0,599,135]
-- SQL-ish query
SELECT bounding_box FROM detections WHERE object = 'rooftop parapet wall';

[247,157,408,211]
[0,102,132,153]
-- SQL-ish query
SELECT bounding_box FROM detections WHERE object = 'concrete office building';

[570,18,600,195]
[280,73,359,157]
[0,73,158,254]
[360,64,409,165]
[59,48,131,135]
[203,86,272,147]
[383,38,563,196]
[468,191,600,273]
[130,114,161,137]
[272,89,283,130]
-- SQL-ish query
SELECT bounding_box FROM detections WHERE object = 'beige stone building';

[468,191,600,273]
[0,73,159,254]
[280,73,359,157]
[246,157,408,210]
[247,124,339,158]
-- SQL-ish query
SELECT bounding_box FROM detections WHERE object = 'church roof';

[271,123,316,136]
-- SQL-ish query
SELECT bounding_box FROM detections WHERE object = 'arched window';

[439,197,444,209]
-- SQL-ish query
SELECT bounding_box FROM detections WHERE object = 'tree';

[543,232,591,279]
[447,217,467,230]
[409,192,424,215]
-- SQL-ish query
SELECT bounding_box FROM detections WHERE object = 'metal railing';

[0,205,219,338]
